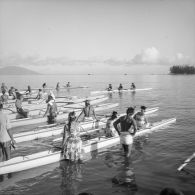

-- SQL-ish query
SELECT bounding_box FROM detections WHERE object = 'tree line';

[170,65,195,74]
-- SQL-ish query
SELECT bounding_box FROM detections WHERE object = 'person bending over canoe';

[118,83,123,91]
[107,84,113,91]
[134,106,149,129]
[15,94,29,118]
[8,87,16,99]
[77,100,99,122]
[61,111,82,162]
[43,94,58,124]
[105,111,119,137]
[56,82,60,91]
[0,102,16,161]
[1,83,8,94]
[113,107,137,157]
[130,83,136,90]
[36,89,44,100]
[25,85,32,96]
[0,91,9,104]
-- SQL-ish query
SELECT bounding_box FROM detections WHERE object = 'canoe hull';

[91,88,152,95]
[10,103,119,128]
[14,107,159,143]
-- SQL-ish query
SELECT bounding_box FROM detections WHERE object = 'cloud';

[0,48,193,70]
[130,47,167,65]
[169,53,192,65]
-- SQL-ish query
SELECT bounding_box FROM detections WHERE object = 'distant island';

[170,65,195,74]
[0,66,40,75]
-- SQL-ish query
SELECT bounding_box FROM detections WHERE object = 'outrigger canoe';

[7,96,108,120]
[13,107,159,143]
[10,103,119,128]
[0,117,176,175]
[62,86,88,90]
[91,88,152,95]
[4,95,106,114]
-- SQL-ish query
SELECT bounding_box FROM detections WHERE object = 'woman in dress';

[61,111,82,161]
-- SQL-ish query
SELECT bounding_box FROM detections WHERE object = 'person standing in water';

[113,107,137,157]
[1,83,8,94]
[43,94,58,124]
[0,102,16,162]
[61,111,82,162]
[0,91,9,104]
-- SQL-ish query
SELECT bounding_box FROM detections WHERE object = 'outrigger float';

[4,95,106,114]
[10,102,119,128]
[13,107,159,143]
[7,96,108,120]
[0,117,176,175]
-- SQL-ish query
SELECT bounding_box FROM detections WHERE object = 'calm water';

[0,74,195,195]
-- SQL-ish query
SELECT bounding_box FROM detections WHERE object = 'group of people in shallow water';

[106,82,136,91]
[60,102,149,161]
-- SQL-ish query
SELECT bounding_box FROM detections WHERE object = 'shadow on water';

[131,91,136,101]
[111,156,138,194]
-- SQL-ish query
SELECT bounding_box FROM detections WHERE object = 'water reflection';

[112,157,138,193]
[104,150,138,193]
[134,136,149,151]
[118,91,123,99]
[60,160,83,195]
[131,91,136,101]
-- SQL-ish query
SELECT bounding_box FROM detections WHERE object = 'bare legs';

[122,144,132,157]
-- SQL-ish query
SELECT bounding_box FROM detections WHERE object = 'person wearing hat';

[77,100,99,122]
[0,102,16,161]
[105,111,118,137]
[61,111,82,161]
[113,107,137,157]
[134,106,149,129]
[43,94,58,124]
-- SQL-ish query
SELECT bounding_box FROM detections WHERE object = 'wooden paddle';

[178,152,195,171]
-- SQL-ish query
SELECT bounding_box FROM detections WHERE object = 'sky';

[0,0,194,74]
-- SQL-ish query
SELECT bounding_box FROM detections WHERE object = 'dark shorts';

[0,141,11,162]
[17,108,29,118]
[47,115,57,124]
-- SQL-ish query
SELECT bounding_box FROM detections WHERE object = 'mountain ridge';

[0,66,40,75]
